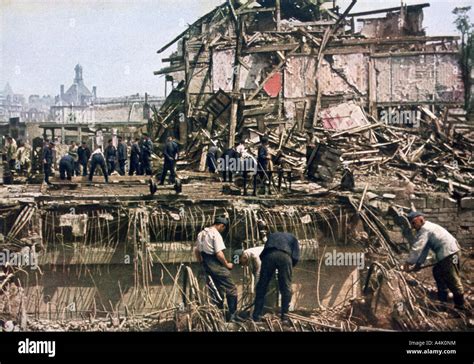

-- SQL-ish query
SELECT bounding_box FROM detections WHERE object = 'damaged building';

[153,1,464,163]
[0,0,472,333]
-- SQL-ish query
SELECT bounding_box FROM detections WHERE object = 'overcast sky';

[1,0,473,98]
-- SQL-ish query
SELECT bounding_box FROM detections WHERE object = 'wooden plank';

[333,36,460,47]
[348,3,430,17]
[153,65,185,75]
[245,43,300,53]
[371,51,459,58]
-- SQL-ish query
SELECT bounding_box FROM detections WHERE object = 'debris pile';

[151,0,465,180]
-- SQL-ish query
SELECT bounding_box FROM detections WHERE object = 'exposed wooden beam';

[348,3,430,17]
[245,43,300,53]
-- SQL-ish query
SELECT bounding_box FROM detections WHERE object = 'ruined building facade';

[153,1,464,151]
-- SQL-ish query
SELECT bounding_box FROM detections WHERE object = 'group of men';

[193,210,466,323]
[206,136,271,186]
[41,134,156,185]
[194,217,300,322]
[2,136,33,176]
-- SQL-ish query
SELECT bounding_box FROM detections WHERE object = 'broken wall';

[374,53,465,104]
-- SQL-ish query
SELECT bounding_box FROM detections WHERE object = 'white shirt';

[407,221,460,265]
[196,227,226,255]
[245,246,264,282]
[90,148,105,160]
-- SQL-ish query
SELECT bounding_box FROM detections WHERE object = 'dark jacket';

[141,139,153,159]
[261,232,300,267]
[77,146,91,164]
[117,143,127,161]
[206,146,218,168]
[42,146,53,164]
[131,143,141,162]
[105,145,117,162]
[257,145,269,170]
[163,141,179,162]
[59,154,75,168]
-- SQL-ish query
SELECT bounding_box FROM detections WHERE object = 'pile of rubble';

[149,0,471,201]
[306,105,473,195]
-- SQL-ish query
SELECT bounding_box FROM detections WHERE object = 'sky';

[1,0,473,98]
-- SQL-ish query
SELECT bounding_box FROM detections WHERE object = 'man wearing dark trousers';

[257,135,271,187]
[77,141,91,176]
[59,153,75,181]
[88,147,108,184]
[194,217,238,320]
[253,229,300,321]
[141,134,154,176]
[129,138,141,176]
[42,141,54,185]
[206,145,219,173]
[105,139,117,175]
[404,211,465,310]
[117,136,128,176]
[69,141,80,176]
[159,136,179,185]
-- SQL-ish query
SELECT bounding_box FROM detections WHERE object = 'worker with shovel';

[403,211,465,310]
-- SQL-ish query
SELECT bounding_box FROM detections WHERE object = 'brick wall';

[382,193,474,249]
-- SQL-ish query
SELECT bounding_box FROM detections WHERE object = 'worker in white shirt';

[235,246,264,288]
[194,216,238,319]
[404,211,465,310]
[88,147,108,184]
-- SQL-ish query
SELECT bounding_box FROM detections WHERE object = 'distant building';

[57,64,97,106]
[0,83,25,122]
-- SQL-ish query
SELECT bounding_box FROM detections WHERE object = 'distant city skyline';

[1,0,473,98]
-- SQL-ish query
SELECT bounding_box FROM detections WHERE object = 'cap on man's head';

[214,216,229,226]
[407,211,424,221]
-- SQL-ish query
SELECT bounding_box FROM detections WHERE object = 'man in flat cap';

[404,211,465,310]
[194,216,238,319]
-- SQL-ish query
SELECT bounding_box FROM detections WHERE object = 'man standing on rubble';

[253,222,300,322]
[105,139,117,175]
[404,211,465,310]
[117,136,128,176]
[194,217,238,320]
[206,144,219,173]
[16,140,31,176]
[5,136,18,173]
[42,141,54,185]
[221,145,238,182]
[129,138,141,176]
[77,141,91,176]
[69,141,80,176]
[257,136,271,188]
[88,147,108,184]
[159,136,178,185]
[141,134,154,176]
